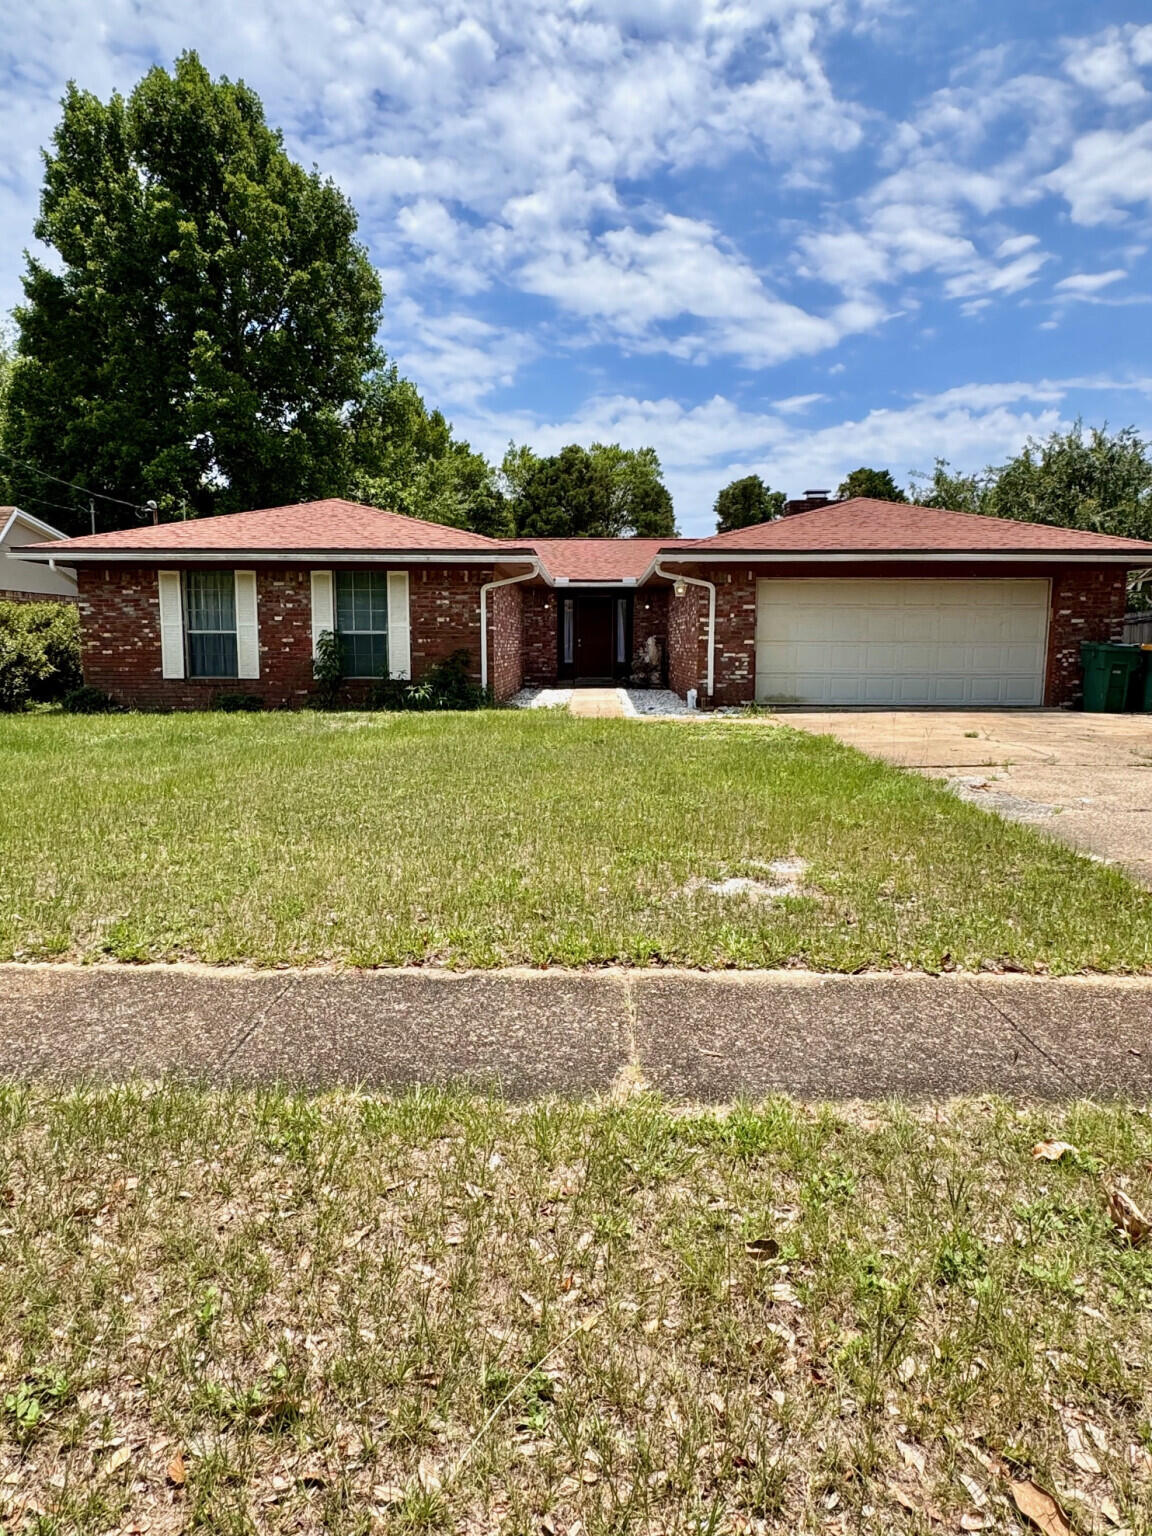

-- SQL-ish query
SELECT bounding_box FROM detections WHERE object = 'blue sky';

[2,1,1151,535]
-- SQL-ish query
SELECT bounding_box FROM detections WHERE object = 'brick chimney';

[782,489,837,517]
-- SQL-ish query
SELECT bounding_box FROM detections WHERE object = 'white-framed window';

[185,569,238,678]
[335,569,389,677]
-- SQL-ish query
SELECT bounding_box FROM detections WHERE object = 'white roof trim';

[0,506,70,544]
[12,547,539,568]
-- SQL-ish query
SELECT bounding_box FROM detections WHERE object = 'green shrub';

[0,601,82,711]
[371,649,489,711]
[62,684,118,714]
[212,692,264,712]
[312,628,343,708]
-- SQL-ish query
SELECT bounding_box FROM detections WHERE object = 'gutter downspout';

[654,560,716,700]
[480,559,542,693]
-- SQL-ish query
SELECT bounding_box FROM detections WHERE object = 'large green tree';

[510,442,677,538]
[347,367,510,537]
[2,52,383,532]
[912,424,1152,540]
[0,337,12,505]
[714,474,784,533]
[835,467,907,502]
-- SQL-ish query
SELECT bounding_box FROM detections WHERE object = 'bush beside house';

[0,600,81,710]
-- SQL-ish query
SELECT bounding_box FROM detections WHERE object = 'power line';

[0,446,148,511]
[8,491,94,521]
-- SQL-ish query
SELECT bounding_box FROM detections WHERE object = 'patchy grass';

[1,710,1151,972]
[0,1085,1150,1534]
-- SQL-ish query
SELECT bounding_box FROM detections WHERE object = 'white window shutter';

[387,570,411,679]
[310,569,334,655]
[157,570,185,680]
[234,570,260,679]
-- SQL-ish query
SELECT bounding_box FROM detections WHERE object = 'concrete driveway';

[787,710,1152,883]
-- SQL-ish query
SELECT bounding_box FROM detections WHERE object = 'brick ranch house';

[14,495,1152,710]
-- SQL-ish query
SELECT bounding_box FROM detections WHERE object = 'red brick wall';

[488,582,523,700]
[522,587,559,686]
[667,580,704,700]
[77,562,525,708]
[1045,567,1128,707]
[632,588,669,683]
[710,567,757,706]
[0,589,77,603]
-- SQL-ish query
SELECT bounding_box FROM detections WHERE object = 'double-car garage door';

[754,578,1050,708]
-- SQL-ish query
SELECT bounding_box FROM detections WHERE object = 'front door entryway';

[559,591,633,683]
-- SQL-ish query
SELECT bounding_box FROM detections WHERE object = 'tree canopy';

[835,467,907,502]
[714,474,784,533]
[912,423,1152,541]
[2,52,383,533]
[505,442,677,538]
[347,367,511,538]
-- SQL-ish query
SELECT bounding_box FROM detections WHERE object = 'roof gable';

[20,499,520,556]
[674,498,1152,555]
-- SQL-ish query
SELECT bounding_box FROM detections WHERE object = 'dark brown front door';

[574,592,615,681]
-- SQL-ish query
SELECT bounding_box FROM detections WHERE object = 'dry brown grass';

[1,1086,1151,1534]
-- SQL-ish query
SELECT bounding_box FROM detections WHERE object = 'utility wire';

[0,445,148,511]
[8,491,95,521]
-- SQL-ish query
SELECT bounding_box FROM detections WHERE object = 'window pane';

[185,571,238,677]
[335,571,390,676]
[186,570,235,633]
[339,632,388,678]
[188,632,238,678]
[563,600,574,665]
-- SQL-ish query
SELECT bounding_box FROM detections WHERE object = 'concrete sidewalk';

[2,963,1151,1100]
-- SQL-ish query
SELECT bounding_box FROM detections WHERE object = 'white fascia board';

[644,549,1152,569]
[11,548,539,567]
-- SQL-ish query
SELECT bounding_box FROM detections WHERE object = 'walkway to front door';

[568,687,626,718]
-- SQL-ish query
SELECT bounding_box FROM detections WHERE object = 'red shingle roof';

[672,498,1152,554]
[23,499,522,554]
[524,538,694,581]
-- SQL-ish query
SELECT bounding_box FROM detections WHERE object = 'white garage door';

[755,578,1050,707]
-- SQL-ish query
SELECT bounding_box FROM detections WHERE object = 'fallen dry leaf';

[1105,1184,1151,1246]
[886,1483,943,1523]
[960,1516,991,1532]
[1099,1497,1124,1528]
[165,1452,186,1487]
[897,1440,926,1478]
[102,1445,131,1478]
[373,1483,406,1508]
[417,1459,442,1495]
[1011,1479,1075,1536]
[745,1236,780,1263]
[1033,1140,1078,1162]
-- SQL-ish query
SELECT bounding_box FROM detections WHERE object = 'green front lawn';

[0,710,1149,971]
[1,1086,1151,1534]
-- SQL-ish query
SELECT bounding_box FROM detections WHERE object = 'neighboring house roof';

[524,538,695,582]
[18,499,527,556]
[0,506,72,545]
[671,497,1152,555]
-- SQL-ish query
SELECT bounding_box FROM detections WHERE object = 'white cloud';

[1063,25,1152,106]
[1054,268,1127,294]
[1044,123,1152,225]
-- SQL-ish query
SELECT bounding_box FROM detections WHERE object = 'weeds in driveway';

[0,1086,1151,1533]
[1,711,1150,972]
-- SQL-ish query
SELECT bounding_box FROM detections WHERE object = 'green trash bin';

[1081,641,1144,711]
[1139,645,1152,714]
